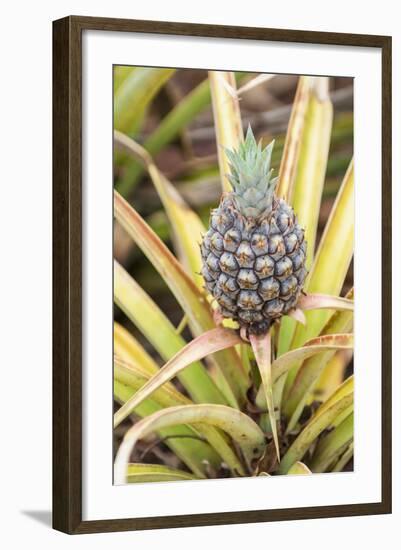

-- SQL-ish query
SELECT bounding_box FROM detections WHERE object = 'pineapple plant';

[113,69,354,484]
[201,127,307,337]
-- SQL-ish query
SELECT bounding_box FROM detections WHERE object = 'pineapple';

[201,127,307,336]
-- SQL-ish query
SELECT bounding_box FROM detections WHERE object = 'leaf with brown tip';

[255,333,353,408]
[249,332,280,462]
[114,327,242,428]
[298,293,354,312]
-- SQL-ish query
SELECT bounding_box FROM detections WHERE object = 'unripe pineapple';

[201,127,307,336]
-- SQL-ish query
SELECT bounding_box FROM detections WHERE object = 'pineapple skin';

[201,194,307,335]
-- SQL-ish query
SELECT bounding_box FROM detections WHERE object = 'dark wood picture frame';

[53,15,392,534]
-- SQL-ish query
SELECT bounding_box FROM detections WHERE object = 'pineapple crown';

[225,126,278,218]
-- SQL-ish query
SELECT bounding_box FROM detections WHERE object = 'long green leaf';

[331,404,353,429]
[314,349,353,403]
[313,376,354,425]
[292,160,354,345]
[277,77,333,356]
[115,404,266,483]
[114,260,227,406]
[114,321,186,397]
[126,463,199,483]
[310,413,354,473]
[114,191,248,404]
[278,392,353,474]
[114,66,136,92]
[114,67,175,135]
[332,442,354,472]
[118,78,211,194]
[114,356,190,409]
[276,76,312,201]
[290,77,333,267]
[114,322,160,376]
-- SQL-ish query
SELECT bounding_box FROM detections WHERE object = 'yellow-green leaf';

[310,413,354,473]
[126,463,199,483]
[315,349,353,403]
[276,76,312,201]
[114,355,190,409]
[115,404,266,483]
[114,67,175,135]
[277,77,334,356]
[293,160,354,345]
[287,461,312,475]
[332,442,354,472]
[114,322,159,376]
[209,71,243,192]
[278,392,353,474]
[114,131,205,289]
[117,78,212,193]
[313,375,354,426]
[291,77,333,268]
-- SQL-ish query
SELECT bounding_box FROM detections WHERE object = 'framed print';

[52,16,392,534]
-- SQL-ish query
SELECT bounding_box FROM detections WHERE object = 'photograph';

[112,66,354,485]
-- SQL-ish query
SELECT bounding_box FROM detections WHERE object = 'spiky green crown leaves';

[226,126,278,218]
